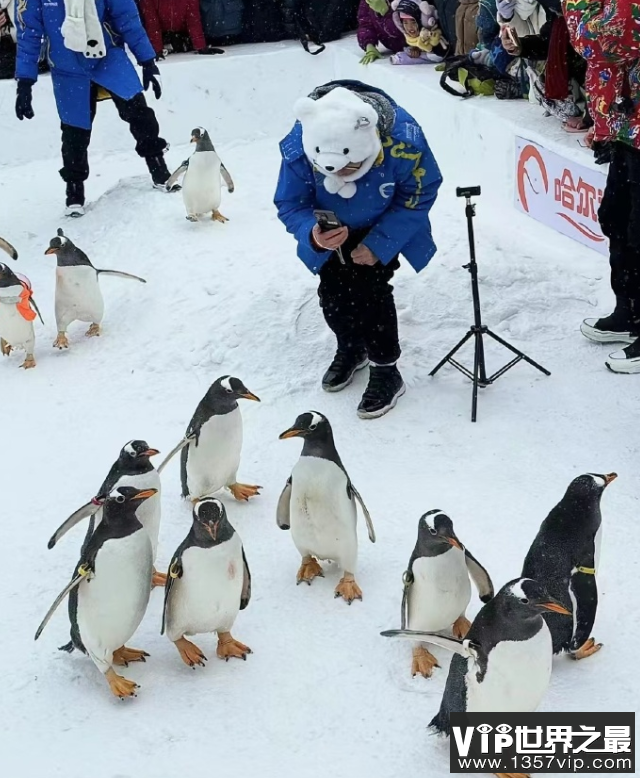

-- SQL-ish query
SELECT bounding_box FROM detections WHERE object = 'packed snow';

[1,39,636,778]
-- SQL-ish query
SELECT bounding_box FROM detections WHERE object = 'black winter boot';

[581,297,635,344]
[146,154,179,191]
[65,182,85,218]
[357,364,406,419]
[322,349,369,393]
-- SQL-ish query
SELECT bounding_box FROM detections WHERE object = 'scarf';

[544,15,570,100]
[61,0,106,59]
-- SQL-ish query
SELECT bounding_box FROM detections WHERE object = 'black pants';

[318,229,401,365]
[598,142,640,325]
[59,84,167,183]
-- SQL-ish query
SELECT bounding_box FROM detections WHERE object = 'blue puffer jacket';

[274,82,443,275]
[15,0,155,129]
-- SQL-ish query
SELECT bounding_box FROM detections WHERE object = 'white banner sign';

[515,137,608,256]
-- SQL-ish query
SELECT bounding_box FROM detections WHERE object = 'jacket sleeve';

[274,156,331,275]
[362,141,442,265]
[186,0,206,50]
[107,0,156,63]
[136,0,163,53]
[357,0,378,49]
[14,0,45,81]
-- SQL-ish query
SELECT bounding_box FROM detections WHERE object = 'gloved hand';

[16,79,35,121]
[497,0,516,19]
[198,45,224,55]
[155,50,166,61]
[141,60,162,99]
[359,44,382,65]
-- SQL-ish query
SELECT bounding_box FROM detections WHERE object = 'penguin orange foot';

[113,646,149,666]
[152,568,167,588]
[105,668,139,699]
[570,637,603,660]
[20,354,36,369]
[228,482,261,501]
[175,637,207,668]
[85,323,100,338]
[212,210,229,223]
[1,338,11,356]
[412,645,440,678]
[53,332,69,349]
[296,555,324,585]
[334,573,363,604]
[216,632,251,661]
[452,615,472,639]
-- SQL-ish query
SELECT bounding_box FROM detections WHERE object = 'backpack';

[437,55,496,96]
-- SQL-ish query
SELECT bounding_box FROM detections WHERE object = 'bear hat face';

[294,88,382,184]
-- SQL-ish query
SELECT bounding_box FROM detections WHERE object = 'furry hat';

[294,87,382,199]
[391,0,438,32]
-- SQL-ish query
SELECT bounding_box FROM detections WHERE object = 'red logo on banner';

[517,144,548,213]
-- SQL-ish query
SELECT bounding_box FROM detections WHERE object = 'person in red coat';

[564,0,640,373]
[137,0,220,55]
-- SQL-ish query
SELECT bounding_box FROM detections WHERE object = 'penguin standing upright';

[162,497,252,667]
[0,263,41,369]
[44,229,146,349]
[166,127,235,222]
[159,376,261,502]
[47,440,165,589]
[278,412,376,604]
[522,472,617,661]
[402,510,493,678]
[35,486,158,699]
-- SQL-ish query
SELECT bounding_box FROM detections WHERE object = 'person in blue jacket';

[14,0,175,216]
[274,80,442,419]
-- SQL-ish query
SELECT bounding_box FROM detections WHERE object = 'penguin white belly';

[183,152,222,215]
[466,623,553,713]
[289,456,358,572]
[594,525,603,571]
[186,407,243,497]
[166,535,243,641]
[77,530,153,673]
[0,295,35,351]
[55,266,104,330]
[408,552,471,632]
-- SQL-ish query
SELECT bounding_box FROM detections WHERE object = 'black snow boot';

[581,297,636,344]
[65,182,85,218]
[146,154,179,191]
[605,336,640,373]
[357,364,406,419]
[322,349,369,393]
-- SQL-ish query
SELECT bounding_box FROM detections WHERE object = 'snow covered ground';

[1,40,636,778]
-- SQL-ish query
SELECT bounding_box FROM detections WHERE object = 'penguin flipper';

[349,482,376,543]
[240,548,251,610]
[95,269,147,283]
[220,163,235,193]
[569,552,598,652]
[0,237,18,260]
[29,294,45,325]
[380,629,479,658]
[161,555,184,635]
[166,161,188,190]
[158,435,194,474]
[47,501,100,549]
[35,571,88,640]
[464,548,494,603]
[276,477,292,530]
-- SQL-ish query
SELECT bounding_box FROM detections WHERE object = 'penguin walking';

[159,376,261,503]
[166,127,235,223]
[47,440,165,591]
[401,510,493,678]
[35,486,157,699]
[278,412,376,604]
[0,263,42,369]
[162,497,252,667]
[522,472,617,661]
[0,237,18,260]
[44,229,146,349]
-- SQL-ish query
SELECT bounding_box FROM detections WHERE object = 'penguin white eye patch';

[590,475,606,488]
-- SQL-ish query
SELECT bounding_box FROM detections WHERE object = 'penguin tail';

[58,640,75,653]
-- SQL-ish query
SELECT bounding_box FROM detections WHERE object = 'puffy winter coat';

[274,80,443,274]
[563,0,640,149]
[15,0,154,129]
[476,0,499,44]
[199,0,243,40]
[357,0,405,52]
[137,0,206,52]
[497,0,546,36]
[455,0,479,55]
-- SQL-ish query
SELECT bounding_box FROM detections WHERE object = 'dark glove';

[141,60,162,99]
[197,45,224,55]
[155,50,166,61]
[16,78,35,121]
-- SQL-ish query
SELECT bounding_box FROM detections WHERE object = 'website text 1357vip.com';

[455,755,633,773]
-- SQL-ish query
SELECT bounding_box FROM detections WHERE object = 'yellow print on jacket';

[390,141,425,209]
[17,0,27,29]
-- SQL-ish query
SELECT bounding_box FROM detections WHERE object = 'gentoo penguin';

[522,472,617,661]
[278,411,376,604]
[159,376,261,503]
[35,486,157,699]
[382,578,570,733]
[166,127,235,222]
[162,497,252,668]
[47,440,165,592]
[45,229,146,349]
[0,237,18,260]
[0,263,41,369]
[402,510,494,678]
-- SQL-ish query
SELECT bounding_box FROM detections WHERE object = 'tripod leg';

[485,330,551,376]
[430,330,474,376]
[471,331,481,423]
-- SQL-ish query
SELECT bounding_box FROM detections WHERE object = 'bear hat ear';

[294,96,318,123]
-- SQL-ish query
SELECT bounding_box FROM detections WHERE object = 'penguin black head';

[505,578,571,617]
[191,126,215,152]
[279,411,331,441]
[416,510,464,554]
[120,440,160,461]
[205,376,260,409]
[104,485,158,509]
[44,229,93,267]
[192,497,232,545]
[564,473,617,501]
[0,262,21,288]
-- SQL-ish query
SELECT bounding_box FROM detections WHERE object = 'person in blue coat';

[274,80,442,419]
[14,0,175,216]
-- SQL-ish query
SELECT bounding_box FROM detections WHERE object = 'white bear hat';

[294,86,384,199]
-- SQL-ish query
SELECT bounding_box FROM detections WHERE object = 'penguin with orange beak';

[400,510,494,679]
[522,472,618,661]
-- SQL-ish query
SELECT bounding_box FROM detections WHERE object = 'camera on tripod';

[456,186,481,198]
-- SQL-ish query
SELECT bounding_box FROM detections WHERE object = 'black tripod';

[430,186,550,422]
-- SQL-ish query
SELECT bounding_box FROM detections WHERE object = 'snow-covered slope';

[0,40,635,778]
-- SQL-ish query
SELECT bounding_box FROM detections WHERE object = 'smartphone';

[505,26,519,50]
[313,209,342,232]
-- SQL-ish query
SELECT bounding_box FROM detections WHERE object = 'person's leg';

[58,84,98,214]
